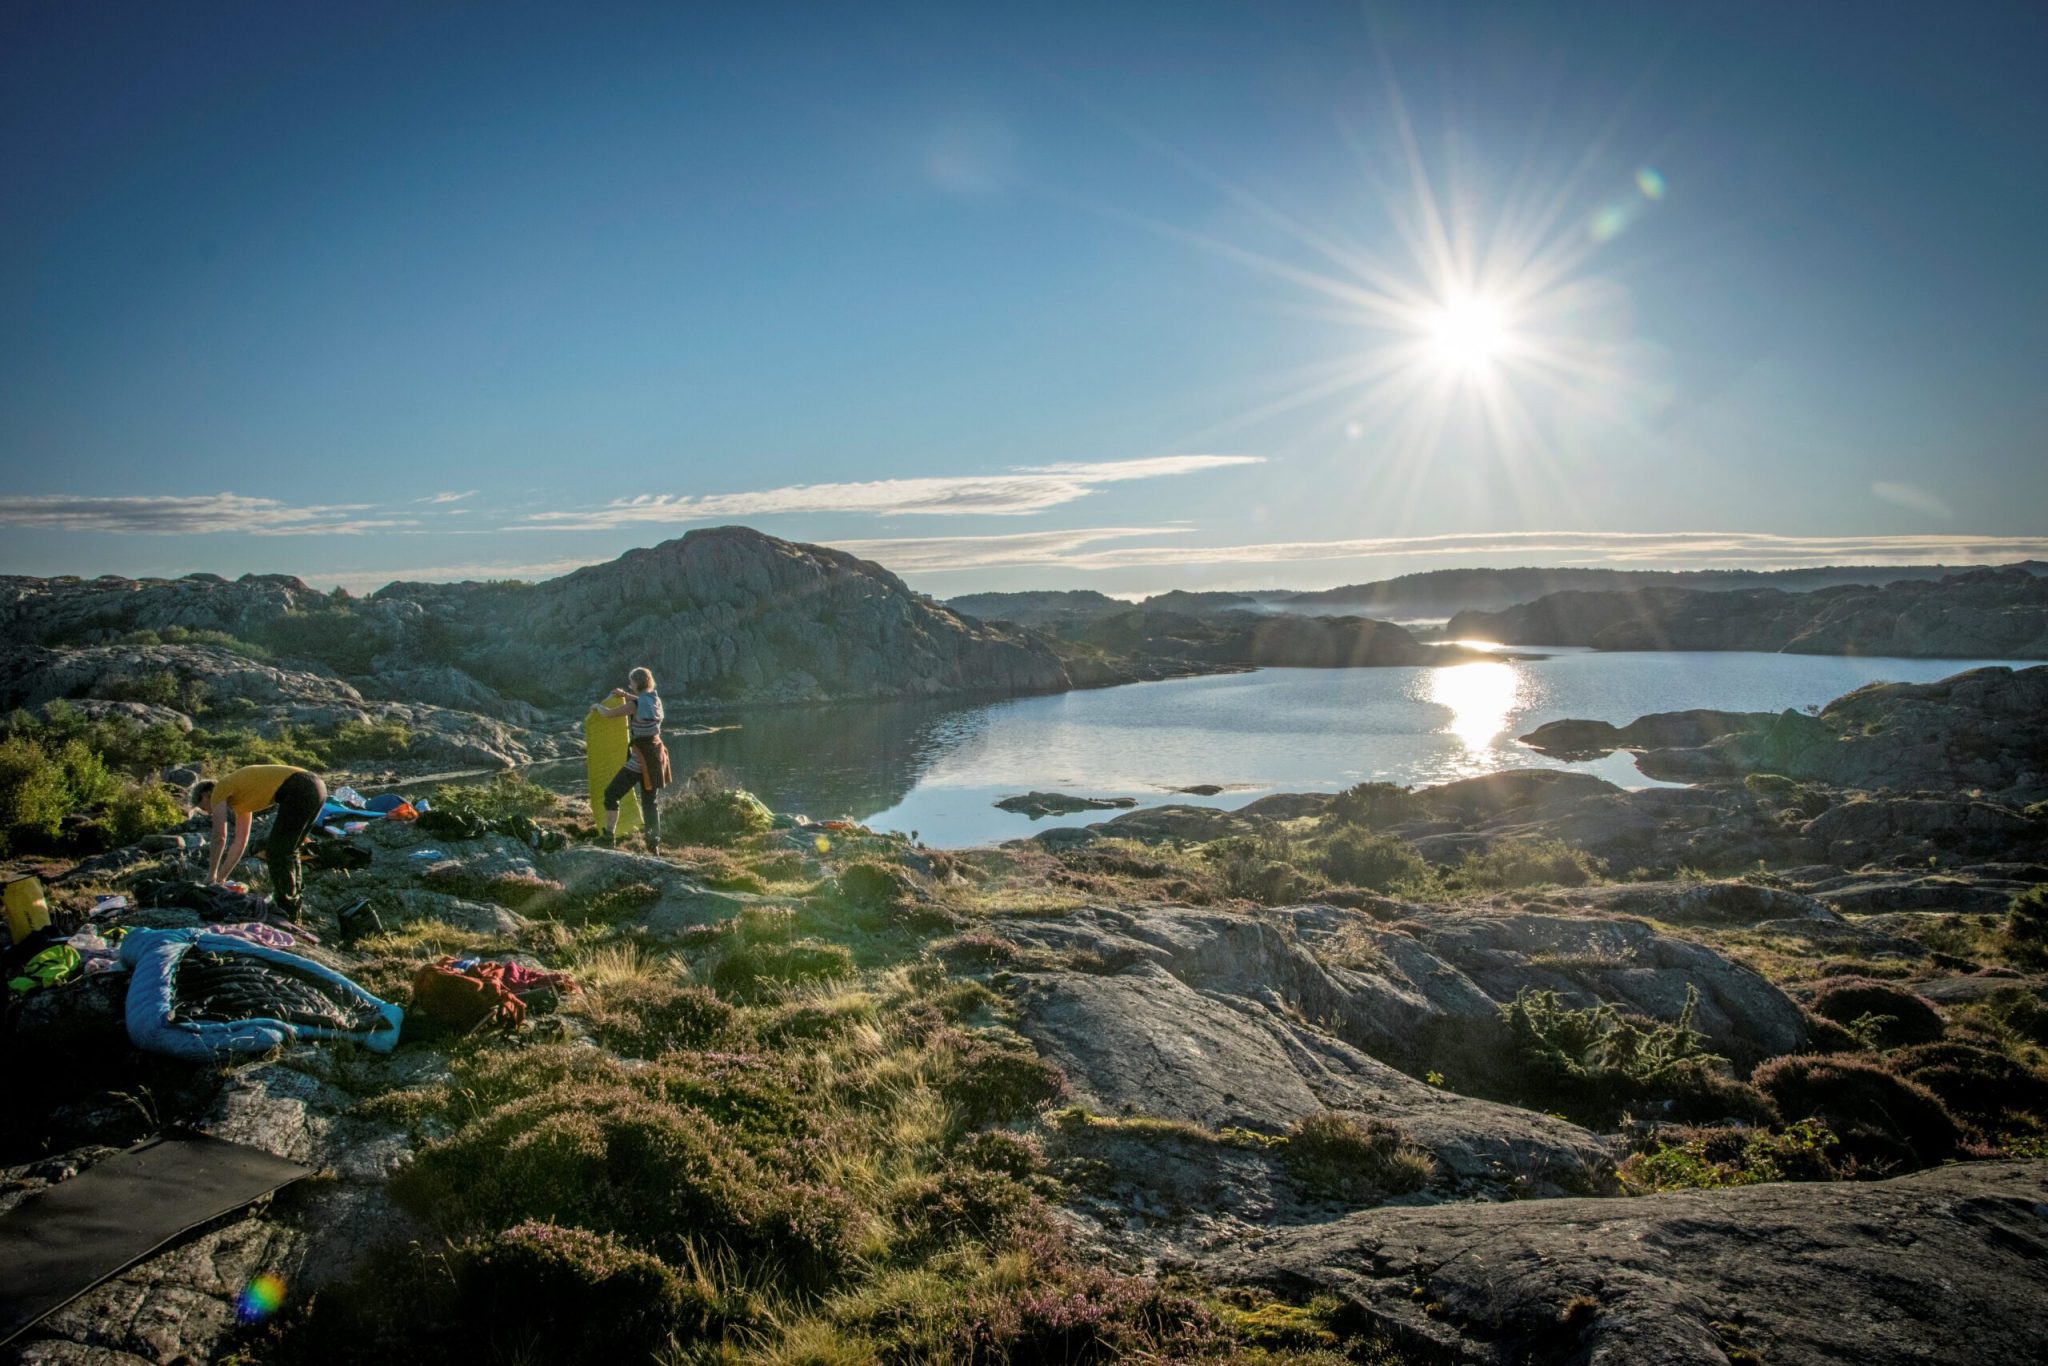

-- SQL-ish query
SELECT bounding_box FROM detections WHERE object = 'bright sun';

[1426,296,1511,371]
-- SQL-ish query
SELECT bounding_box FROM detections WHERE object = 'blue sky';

[2,0,2044,595]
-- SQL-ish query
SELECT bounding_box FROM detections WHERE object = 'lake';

[567,651,2031,848]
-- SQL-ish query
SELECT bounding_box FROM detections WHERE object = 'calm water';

[572,651,2029,848]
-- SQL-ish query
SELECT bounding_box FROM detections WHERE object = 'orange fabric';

[410,959,525,1030]
[388,803,418,822]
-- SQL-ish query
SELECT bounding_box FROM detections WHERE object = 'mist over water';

[587,652,2028,847]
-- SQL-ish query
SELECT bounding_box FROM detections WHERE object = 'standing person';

[188,764,328,914]
[594,667,671,851]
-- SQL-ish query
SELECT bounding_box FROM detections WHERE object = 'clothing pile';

[409,956,578,1033]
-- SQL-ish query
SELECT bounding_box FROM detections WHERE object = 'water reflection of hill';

[668,698,994,822]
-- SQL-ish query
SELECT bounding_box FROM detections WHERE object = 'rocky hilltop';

[1446,566,2048,658]
[0,529,1080,775]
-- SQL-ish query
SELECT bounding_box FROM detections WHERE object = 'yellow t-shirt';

[212,765,308,816]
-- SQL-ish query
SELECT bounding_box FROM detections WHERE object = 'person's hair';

[629,667,656,692]
[188,779,216,810]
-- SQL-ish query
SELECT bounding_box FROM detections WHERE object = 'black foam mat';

[0,1131,309,1346]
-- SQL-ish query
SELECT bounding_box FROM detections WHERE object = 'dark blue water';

[641,650,2028,847]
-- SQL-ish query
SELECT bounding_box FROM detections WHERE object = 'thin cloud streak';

[0,493,412,536]
[512,455,1263,531]
[827,526,1184,571]
[819,527,2048,574]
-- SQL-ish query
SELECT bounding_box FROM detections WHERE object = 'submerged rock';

[995,791,1139,818]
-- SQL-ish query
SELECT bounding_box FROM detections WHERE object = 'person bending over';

[189,764,328,914]
[594,666,671,851]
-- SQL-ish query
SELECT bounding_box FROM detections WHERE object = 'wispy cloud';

[828,526,1185,571]
[819,528,2048,574]
[1871,482,1953,520]
[418,490,479,505]
[0,493,413,536]
[511,455,1263,531]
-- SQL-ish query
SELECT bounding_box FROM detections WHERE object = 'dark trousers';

[265,771,327,912]
[602,765,659,841]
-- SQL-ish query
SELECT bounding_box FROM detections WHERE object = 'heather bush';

[1751,1052,1964,1167]
[1281,1113,1433,1201]
[1806,976,1945,1048]
[1887,1041,2048,1133]
[396,1081,856,1286]
[926,1027,1068,1128]
[448,1221,696,1364]
[582,980,736,1057]
[708,938,856,999]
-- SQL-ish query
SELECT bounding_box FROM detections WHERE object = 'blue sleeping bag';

[120,928,403,1060]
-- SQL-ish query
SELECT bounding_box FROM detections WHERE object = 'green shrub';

[1280,1113,1433,1201]
[1325,780,1427,828]
[2006,887,2048,968]
[1203,833,1309,904]
[99,669,210,713]
[1751,1052,1963,1168]
[320,718,412,763]
[1319,828,1429,891]
[1500,986,1771,1126]
[430,772,558,823]
[1619,1118,1844,1193]
[1806,977,1944,1048]
[0,735,116,853]
[103,780,185,846]
[1459,838,1605,890]
[666,781,775,846]
[708,938,855,999]
[249,605,390,674]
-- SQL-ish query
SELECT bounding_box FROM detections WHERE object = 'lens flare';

[237,1273,287,1324]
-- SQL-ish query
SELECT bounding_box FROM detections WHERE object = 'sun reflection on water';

[1428,661,1520,767]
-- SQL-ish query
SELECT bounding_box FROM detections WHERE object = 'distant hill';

[1444,567,2048,659]
[945,589,1127,628]
[1280,563,2048,620]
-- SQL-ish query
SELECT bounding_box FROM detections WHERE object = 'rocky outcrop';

[1448,566,2048,658]
[1075,608,1442,669]
[1520,708,1776,760]
[0,642,564,770]
[1549,665,2048,803]
[993,900,1805,1118]
[1228,1160,2048,1366]
[374,527,1068,706]
[992,906,1614,1194]
[0,572,323,647]
[995,792,1138,818]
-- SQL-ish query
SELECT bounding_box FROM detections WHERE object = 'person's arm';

[213,807,254,882]
[205,801,229,881]
[595,688,632,717]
